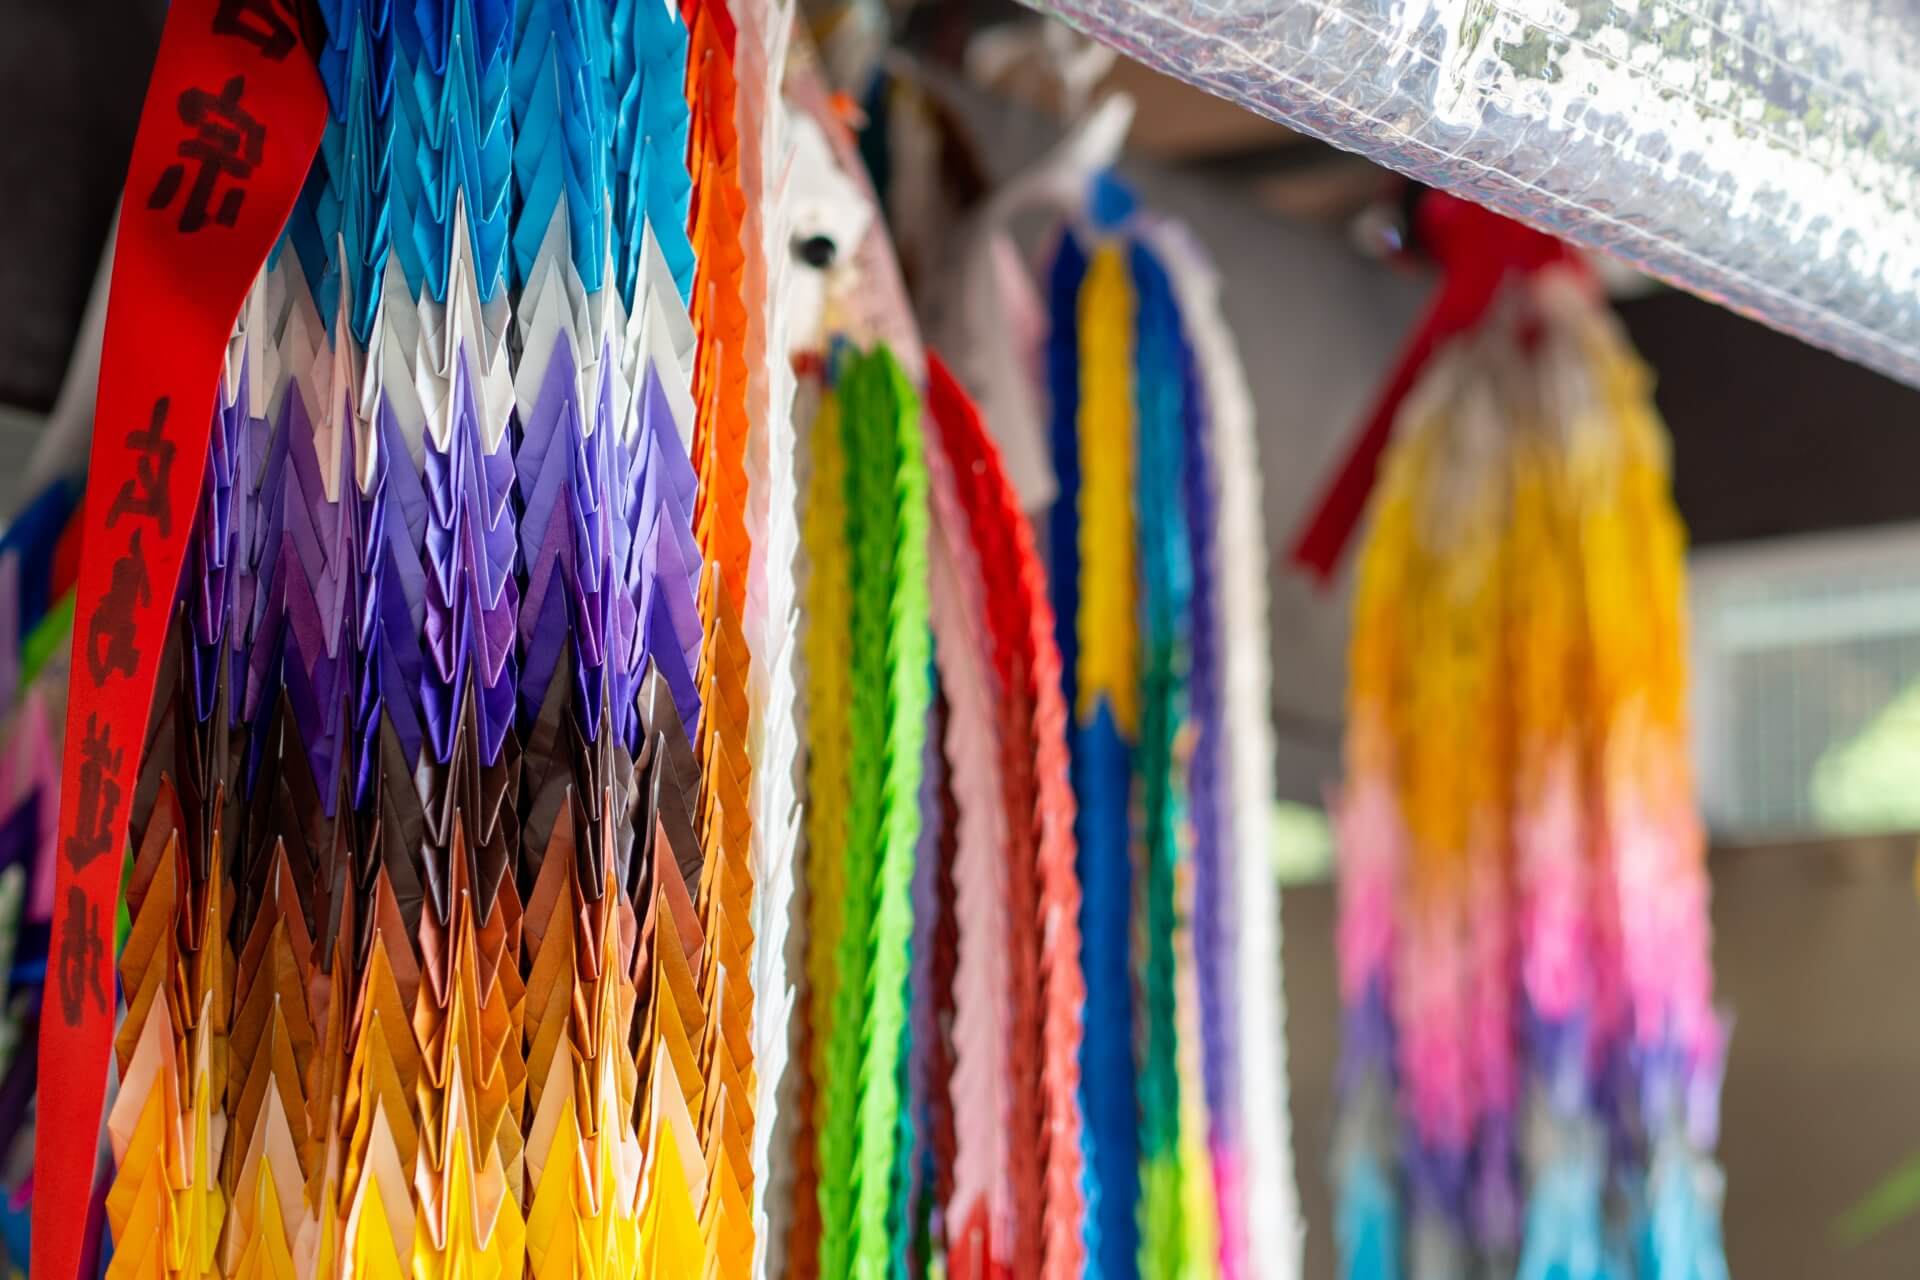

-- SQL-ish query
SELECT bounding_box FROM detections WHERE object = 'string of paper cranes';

[1321,194,1728,1280]
[12,2,1309,1279]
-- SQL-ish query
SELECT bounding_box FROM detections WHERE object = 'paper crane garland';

[30,10,1308,1280]
[1333,246,1728,1280]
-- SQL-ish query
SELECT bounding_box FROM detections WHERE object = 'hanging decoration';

[922,350,1088,1280]
[793,342,932,1280]
[0,479,81,1278]
[80,0,766,1271]
[1037,179,1305,1280]
[773,48,1098,1278]
[774,63,1308,1275]
[20,5,1304,1277]
[1331,195,1728,1280]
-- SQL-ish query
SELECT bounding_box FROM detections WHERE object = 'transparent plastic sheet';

[1014,0,1920,390]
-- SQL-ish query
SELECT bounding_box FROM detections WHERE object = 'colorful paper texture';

[1334,266,1726,1279]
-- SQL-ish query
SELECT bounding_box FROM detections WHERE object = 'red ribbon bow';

[1287,191,1588,583]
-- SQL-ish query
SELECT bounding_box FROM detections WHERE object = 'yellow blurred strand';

[1075,244,1141,734]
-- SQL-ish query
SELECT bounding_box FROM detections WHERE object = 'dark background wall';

[1624,292,1920,549]
[0,1,162,414]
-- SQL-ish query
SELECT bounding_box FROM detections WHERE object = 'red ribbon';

[32,2,324,1274]
[1287,192,1587,583]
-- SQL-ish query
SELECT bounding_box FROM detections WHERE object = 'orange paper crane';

[624,666,721,1276]
[222,845,322,1279]
[681,0,762,1273]
[108,777,231,1280]
[407,829,527,1279]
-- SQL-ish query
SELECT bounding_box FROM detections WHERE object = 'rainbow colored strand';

[788,344,932,1280]
[95,0,774,1272]
[1335,268,1727,1280]
[62,14,1311,1275]
[1039,196,1297,1280]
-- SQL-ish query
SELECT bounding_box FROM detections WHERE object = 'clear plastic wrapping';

[1020,0,1920,388]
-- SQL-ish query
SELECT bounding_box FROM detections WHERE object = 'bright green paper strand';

[819,349,881,1280]
[816,345,932,1280]
[807,380,859,1268]
[22,592,74,691]
[853,346,933,1280]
